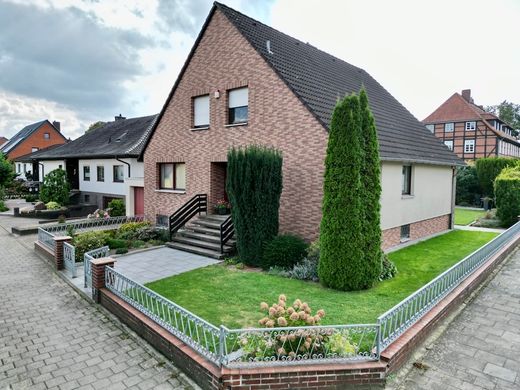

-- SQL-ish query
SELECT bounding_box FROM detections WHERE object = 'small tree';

[319,94,365,291]
[226,146,283,266]
[475,157,518,196]
[108,199,125,216]
[40,169,70,205]
[0,152,14,187]
[494,166,520,227]
[456,166,481,205]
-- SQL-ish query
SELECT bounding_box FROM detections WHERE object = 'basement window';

[400,224,410,241]
[228,87,248,125]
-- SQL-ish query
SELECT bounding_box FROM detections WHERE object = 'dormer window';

[193,95,210,128]
[228,87,248,124]
[465,121,476,131]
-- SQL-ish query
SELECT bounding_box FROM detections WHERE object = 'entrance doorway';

[210,162,228,211]
[134,187,144,215]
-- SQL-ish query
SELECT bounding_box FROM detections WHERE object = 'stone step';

[179,230,236,245]
[189,219,222,229]
[184,225,220,236]
[171,236,233,252]
[200,214,230,222]
[165,242,225,260]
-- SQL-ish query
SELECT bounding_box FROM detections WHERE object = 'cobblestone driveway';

[395,249,520,390]
[0,225,193,390]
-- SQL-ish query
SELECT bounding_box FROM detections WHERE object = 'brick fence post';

[91,257,116,303]
[53,236,72,271]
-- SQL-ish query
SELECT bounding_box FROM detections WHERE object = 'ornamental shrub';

[73,231,108,261]
[116,221,151,239]
[45,201,61,210]
[379,254,398,281]
[108,199,125,217]
[319,91,380,291]
[261,234,308,270]
[226,146,283,266]
[455,166,481,205]
[494,166,520,227]
[476,157,518,196]
[40,169,70,205]
[105,238,128,250]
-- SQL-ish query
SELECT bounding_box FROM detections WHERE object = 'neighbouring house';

[140,2,462,251]
[18,114,157,216]
[423,89,520,161]
[1,121,67,176]
[0,136,8,148]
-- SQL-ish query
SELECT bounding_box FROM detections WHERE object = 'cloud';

[0,1,155,114]
[156,0,213,34]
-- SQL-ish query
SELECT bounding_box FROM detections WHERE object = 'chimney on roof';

[114,114,126,121]
[461,89,473,103]
[52,121,61,131]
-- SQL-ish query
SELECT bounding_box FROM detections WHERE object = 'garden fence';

[377,220,520,350]
[84,246,110,289]
[37,227,55,253]
[63,242,77,278]
[42,215,146,236]
[99,221,520,368]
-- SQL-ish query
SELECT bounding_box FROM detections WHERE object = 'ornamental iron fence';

[43,215,146,236]
[37,227,55,253]
[377,221,520,350]
[84,246,110,289]
[63,242,77,278]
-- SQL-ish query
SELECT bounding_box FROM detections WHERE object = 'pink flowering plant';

[238,295,335,361]
[214,199,230,210]
[87,208,110,219]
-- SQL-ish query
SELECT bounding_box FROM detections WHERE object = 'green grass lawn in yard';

[454,207,486,225]
[146,230,497,328]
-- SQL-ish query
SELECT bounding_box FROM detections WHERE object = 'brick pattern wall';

[8,122,67,160]
[143,9,328,241]
[382,214,451,250]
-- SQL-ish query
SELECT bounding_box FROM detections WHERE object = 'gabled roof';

[1,120,63,154]
[0,136,8,147]
[423,92,518,142]
[18,115,158,161]
[140,2,462,166]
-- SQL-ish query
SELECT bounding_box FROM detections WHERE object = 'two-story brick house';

[140,2,462,252]
[423,89,520,161]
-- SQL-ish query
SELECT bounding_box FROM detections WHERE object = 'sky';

[0,0,519,140]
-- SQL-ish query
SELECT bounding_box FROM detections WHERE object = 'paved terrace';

[0,220,195,390]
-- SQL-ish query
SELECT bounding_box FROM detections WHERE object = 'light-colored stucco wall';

[79,158,142,196]
[40,160,65,180]
[380,162,454,230]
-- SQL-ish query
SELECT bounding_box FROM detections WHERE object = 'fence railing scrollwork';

[84,246,110,289]
[63,242,77,278]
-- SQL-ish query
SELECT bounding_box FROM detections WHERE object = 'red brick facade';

[6,121,66,160]
[382,214,451,251]
[143,9,454,247]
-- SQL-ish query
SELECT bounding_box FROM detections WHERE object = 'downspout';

[450,166,457,229]
[115,156,131,178]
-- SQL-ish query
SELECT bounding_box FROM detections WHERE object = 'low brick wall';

[382,214,450,250]
[34,241,54,264]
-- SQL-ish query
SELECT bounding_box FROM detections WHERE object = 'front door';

[134,187,144,215]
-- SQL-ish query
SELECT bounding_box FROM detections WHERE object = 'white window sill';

[400,237,411,243]
[224,122,248,128]
[155,189,186,194]
[190,126,209,131]
[401,194,414,200]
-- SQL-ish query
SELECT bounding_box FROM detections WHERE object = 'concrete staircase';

[166,214,235,259]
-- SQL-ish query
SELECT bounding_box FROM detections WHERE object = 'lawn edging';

[381,232,520,373]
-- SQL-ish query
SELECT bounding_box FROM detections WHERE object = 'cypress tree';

[319,94,365,290]
[226,145,283,266]
[359,88,382,285]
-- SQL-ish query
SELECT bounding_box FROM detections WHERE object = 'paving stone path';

[0,224,193,390]
[396,248,520,390]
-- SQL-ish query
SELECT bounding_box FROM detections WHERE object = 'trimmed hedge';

[494,166,520,227]
[456,166,481,206]
[476,157,518,196]
[226,146,283,266]
[262,234,308,270]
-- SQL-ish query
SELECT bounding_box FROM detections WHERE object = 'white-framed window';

[464,139,475,153]
[465,121,476,131]
[444,122,454,132]
[425,124,434,133]
[31,147,39,152]
[23,164,26,173]
[228,87,248,124]
[97,166,104,182]
[17,163,20,173]
[402,165,412,195]
[83,165,90,181]
[444,140,454,151]
[193,95,210,128]
[43,132,50,139]
[113,165,124,183]
[159,163,186,191]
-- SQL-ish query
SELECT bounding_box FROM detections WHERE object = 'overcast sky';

[0,0,519,140]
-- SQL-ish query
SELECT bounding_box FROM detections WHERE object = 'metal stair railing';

[169,194,207,240]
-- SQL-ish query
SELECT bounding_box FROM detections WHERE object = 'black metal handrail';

[169,194,207,240]
[219,214,234,253]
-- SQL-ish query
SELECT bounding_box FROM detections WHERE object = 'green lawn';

[454,207,486,225]
[146,230,497,328]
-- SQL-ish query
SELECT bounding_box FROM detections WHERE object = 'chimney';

[52,121,61,131]
[114,114,126,121]
[461,89,473,103]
